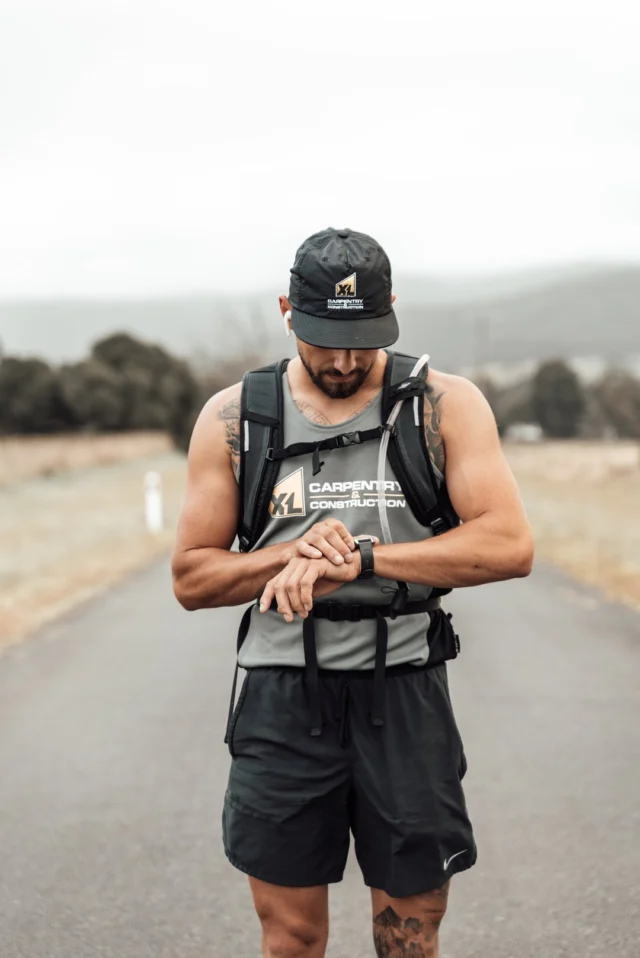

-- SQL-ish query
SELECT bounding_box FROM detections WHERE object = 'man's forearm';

[372,516,533,589]
[173,541,291,611]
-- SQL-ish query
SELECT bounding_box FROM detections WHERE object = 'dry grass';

[505,441,640,611]
[1,436,637,649]
[0,433,173,485]
[0,451,187,647]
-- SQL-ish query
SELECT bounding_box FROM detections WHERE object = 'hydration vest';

[237,350,460,553]
[224,350,462,746]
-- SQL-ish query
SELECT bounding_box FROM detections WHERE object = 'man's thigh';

[223,667,351,887]
[349,663,477,898]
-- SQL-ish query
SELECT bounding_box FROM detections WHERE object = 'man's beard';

[299,351,375,399]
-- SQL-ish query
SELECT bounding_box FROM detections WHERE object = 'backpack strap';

[237,359,288,552]
[267,425,384,476]
[382,350,459,536]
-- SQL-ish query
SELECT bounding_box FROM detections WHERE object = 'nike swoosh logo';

[443,849,467,870]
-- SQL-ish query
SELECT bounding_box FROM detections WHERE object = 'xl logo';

[335,272,356,298]
[269,467,306,519]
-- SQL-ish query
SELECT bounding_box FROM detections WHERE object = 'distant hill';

[395,265,640,372]
[1,264,639,375]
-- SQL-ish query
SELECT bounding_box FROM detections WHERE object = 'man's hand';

[290,518,357,566]
[259,553,362,623]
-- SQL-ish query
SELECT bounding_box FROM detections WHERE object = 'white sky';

[1,0,639,296]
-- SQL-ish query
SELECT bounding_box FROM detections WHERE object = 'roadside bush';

[92,332,203,445]
[532,360,586,438]
[58,359,125,431]
[0,357,66,434]
[491,380,535,436]
[593,370,640,438]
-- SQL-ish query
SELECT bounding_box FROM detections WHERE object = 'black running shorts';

[222,662,477,898]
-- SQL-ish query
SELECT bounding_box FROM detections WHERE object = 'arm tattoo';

[424,384,446,476]
[217,398,241,473]
[293,399,332,426]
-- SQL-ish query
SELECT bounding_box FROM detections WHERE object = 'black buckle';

[265,448,274,461]
[390,583,409,619]
[431,517,448,536]
[348,605,361,622]
[338,431,361,447]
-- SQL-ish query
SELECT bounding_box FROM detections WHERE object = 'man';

[172,228,533,958]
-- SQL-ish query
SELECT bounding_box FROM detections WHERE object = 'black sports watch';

[353,536,376,580]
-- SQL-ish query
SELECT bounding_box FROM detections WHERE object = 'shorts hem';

[224,846,346,888]
[364,850,478,898]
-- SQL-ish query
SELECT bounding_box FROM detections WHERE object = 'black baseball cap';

[288,227,399,349]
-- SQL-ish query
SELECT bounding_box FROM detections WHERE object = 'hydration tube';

[377,354,430,546]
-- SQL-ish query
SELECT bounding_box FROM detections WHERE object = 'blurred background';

[1,0,638,642]
[1,3,640,956]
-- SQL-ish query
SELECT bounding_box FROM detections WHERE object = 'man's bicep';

[442,382,527,525]
[174,394,240,554]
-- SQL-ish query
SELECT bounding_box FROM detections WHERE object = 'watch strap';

[354,538,375,579]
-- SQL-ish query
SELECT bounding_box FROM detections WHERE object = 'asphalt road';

[1,560,639,957]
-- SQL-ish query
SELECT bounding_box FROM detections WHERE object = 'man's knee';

[261,918,326,958]
[250,879,328,958]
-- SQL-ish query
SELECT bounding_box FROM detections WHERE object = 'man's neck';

[286,350,388,427]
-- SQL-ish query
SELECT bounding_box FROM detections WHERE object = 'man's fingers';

[299,578,314,612]
[325,519,356,553]
[305,529,351,564]
[274,581,294,623]
[259,579,276,613]
[285,567,309,617]
[299,567,320,605]
[323,528,355,562]
[297,540,323,559]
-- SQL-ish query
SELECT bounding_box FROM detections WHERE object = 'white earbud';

[283,310,292,337]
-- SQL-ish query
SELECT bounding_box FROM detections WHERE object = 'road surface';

[1,560,639,957]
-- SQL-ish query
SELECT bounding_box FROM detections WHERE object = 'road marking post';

[144,471,164,534]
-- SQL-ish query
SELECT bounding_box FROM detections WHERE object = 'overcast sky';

[1,0,639,297]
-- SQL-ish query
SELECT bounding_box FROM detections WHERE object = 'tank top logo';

[269,467,306,519]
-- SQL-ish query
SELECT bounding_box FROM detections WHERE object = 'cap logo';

[335,273,356,298]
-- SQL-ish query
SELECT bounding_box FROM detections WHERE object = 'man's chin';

[319,376,362,399]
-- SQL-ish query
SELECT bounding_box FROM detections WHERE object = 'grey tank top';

[237,373,437,670]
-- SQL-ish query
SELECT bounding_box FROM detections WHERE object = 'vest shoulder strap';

[237,358,288,552]
[382,350,459,535]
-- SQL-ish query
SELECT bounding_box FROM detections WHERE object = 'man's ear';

[279,295,291,316]
[279,295,292,337]
[391,293,397,305]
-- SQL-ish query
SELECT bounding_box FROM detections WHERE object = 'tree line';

[0,333,206,451]
[1,334,639,446]
[475,360,640,439]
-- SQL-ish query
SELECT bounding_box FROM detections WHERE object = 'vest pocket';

[426,609,460,666]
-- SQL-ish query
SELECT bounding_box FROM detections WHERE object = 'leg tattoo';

[373,886,448,958]
[373,907,432,956]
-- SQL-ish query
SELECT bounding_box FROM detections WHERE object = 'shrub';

[532,360,586,438]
